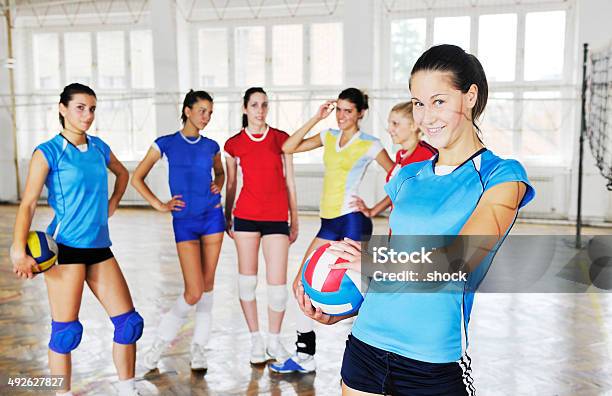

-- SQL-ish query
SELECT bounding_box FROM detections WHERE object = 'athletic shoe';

[190,343,208,370]
[143,338,169,370]
[250,335,267,364]
[269,353,316,373]
[266,341,290,363]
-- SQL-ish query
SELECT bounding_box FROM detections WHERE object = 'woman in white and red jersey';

[352,101,437,218]
[224,87,298,365]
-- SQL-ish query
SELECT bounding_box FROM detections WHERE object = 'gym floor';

[0,205,611,395]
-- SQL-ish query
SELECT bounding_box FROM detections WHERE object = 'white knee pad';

[238,274,257,301]
[267,284,288,312]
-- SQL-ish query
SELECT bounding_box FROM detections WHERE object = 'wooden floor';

[0,205,611,396]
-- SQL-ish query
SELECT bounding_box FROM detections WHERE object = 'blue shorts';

[316,212,373,241]
[341,334,474,395]
[172,207,225,243]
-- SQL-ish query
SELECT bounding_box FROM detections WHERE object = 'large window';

[273,24,303,85]
[524,11,565,81]
[27,29,157,160]
[310,22,343,85]
[479,14,517,82]
[198,28,229,87]
[235,26,266,86]
[195,22,344,163]
[64,32,92,85]
[433,16,470,50]
[388,7,570,163]
[390,18,426,84]
[97,31,126,88]
[33,34,60,89]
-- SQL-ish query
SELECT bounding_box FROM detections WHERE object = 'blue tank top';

[153,131,221,219]
[352,149,535,363]
[36,134,112,248]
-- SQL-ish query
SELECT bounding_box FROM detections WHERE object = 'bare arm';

[376,148,395,173]
[10,150,49,279]
[281,100,335,154]
[107,151,128,217]
[131,147,184,212]
[224,155,238,238]
[210,153,225,197]
[369,196,392,217]
[284,153,299,243]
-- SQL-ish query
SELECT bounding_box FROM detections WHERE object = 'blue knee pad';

[110,309,144,344]
[49,320,83,354]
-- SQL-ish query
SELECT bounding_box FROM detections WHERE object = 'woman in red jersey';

[224,87,298,365]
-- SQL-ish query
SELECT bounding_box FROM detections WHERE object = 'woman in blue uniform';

[297,45,535,395]
[132,90,225,371]
[10,83,143,396]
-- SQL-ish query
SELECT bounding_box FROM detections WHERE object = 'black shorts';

[233,217,289,236]
[341,334,474,396]
[57,244,115,266]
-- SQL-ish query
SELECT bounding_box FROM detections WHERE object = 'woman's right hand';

[315,100,336,121]
[350,195,372,218]
[225,217,234,239]
[296,280,345,325]
[10,245,36,280]
[154,195,185,212]
[292,273,301,298]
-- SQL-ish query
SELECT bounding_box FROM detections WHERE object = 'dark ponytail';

[59,83,96,127]
[409,44,488,134]
[181,89,213,124]
[242,87,267,128]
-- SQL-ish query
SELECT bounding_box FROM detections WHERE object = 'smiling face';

[244,92,269,129]
[335,99,362,131]
[184,99,213,131]
[387,110,418,146]
[410,70,477,150]
[59,93,96,133]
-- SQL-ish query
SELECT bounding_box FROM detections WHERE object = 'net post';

[576,43,589,249]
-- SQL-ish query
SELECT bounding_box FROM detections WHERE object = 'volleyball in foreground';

[26,231,58,273]
[301,243,364,316]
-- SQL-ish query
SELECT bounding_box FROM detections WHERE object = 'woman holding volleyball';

[10,83,142,396]
[297,45,535,395]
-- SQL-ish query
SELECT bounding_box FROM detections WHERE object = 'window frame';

[380,0,576,165]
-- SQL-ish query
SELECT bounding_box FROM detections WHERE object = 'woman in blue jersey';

[131,90,225,371]
[10,83,142,396]
[296,45,535,395]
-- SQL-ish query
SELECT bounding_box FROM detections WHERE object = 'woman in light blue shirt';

[297,45,535,395]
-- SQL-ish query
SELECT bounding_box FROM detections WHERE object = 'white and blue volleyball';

[25,231,58,273]
[301,243,364,316]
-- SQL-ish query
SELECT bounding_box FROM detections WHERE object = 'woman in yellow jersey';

[270,88,394,373]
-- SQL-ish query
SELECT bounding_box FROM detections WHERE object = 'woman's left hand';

[210,182,221,195]
[289,222,299,244]
[108,199,119,218]
[327,238,362,273]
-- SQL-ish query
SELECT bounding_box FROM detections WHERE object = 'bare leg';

[85,258,136,380]
[233,231,262,332]
[262,234,289,334]
[44,264,86,393]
